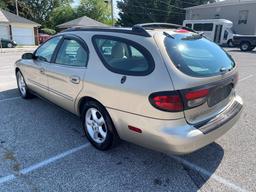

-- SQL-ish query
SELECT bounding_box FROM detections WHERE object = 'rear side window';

[164,34,235,77]
[92,35,155,76]
[194,23,213,31]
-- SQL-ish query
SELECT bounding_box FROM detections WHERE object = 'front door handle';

[39,68,45,74]
[70,76,80,84]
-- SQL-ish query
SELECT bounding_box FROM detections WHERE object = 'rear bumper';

[108,95,243,155]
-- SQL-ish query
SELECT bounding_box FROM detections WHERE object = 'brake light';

[175,29,189,33]
[149,92,183,112]
[185,89,209,100]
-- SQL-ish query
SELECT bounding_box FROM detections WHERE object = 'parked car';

[233,34,256,51]
[0,38,17,48]
[38,33,52,44]
[15,23,243,154]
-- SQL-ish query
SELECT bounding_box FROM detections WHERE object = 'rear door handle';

[70,76,80,84]
[39,68,45,74]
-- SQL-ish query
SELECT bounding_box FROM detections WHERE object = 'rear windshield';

[164,33,235,77]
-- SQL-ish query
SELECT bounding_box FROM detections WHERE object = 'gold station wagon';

[15,23,243,154]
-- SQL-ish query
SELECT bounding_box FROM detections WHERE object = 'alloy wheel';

[85,108,107,144]
[17,72,26,96]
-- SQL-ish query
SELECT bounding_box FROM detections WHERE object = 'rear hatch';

[156,31,237,125]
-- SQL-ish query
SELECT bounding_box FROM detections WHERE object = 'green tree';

[77,0,111,24]
[48,4,76,29]
[0,0,72,25]
[0,0,7,9]
[117,0,216,26]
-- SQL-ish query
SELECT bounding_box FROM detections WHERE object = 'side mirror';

[22,53,34,60]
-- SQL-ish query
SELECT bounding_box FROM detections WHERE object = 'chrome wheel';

[85,108,107,144]
[17,72,26,96]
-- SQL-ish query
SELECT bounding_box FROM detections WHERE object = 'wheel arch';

[240,40,251,46]
[78,96,121,141]
[78,96,106,117]
[15,67,21,74]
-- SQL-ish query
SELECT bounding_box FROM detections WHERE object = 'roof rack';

[62,23,197,38]
[132,22,197,35]
[63,26,152,37]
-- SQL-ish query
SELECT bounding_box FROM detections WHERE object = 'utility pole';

[15,0,19,16]
[111,0,114,26]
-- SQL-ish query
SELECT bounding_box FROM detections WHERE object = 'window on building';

[238,10,249,24]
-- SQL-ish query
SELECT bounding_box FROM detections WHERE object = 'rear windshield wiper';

[163,32,175,39]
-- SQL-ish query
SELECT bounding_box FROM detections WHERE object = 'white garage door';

[12,26,35,45]
[0,25,9,39]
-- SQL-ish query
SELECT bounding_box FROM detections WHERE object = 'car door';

[25,36,62,98]
[46,35,89,113]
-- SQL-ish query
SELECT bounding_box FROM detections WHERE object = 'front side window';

[35,36,62,62]
[55,39,88,67]
[224,30,228,40]
[164,33,235,77]
[93,36,154,76]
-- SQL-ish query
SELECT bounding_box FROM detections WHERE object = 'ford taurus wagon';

[15,23,243,154]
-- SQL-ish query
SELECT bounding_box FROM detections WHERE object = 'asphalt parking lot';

[0,48,255,192]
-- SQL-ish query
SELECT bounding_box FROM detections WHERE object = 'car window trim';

[33,35,63,63]
[92,35,155,76]
[52,34,90,68]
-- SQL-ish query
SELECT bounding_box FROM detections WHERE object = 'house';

[57,15,107,29]
[185,0,256,35]
[0,9,40,45]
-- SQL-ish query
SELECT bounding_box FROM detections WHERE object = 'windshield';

[164,33,235,77]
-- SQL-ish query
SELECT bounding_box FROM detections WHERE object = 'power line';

[127,4,185,15]
[158,0,186,10]
[126,11,185,16]
[178,0,200,6]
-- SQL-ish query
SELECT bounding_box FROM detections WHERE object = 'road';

[0,48,255,192]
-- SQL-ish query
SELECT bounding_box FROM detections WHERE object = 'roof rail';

[62,26,152,37]
[132,22,198,34]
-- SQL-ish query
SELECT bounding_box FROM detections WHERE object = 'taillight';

[185,89,209,100]
[185,89,209,108]
[149,91,184,112]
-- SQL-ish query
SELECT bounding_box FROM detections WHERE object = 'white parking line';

[170,155,248,192]
[0,97,20,103]
[239,74,254,83]
[0,143,90,185]
[0,141,249,191]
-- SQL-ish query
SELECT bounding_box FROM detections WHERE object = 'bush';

[40,28,56,35]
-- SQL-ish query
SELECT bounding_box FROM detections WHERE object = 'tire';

[7,43,13,48]
[16,71,33,99]
[82,101,119,150]
[240,42,251,52]
[227,40,234,47]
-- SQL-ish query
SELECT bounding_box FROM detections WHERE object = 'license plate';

[207,84,233,107]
